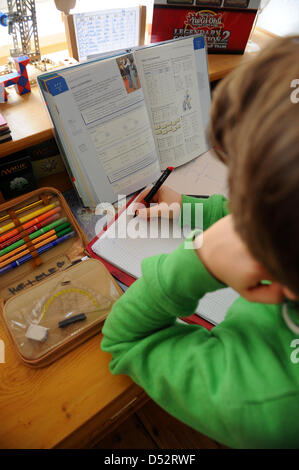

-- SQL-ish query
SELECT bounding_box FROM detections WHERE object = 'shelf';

[0,86,53,158]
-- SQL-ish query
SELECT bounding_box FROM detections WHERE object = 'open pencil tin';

[0,187,122,367]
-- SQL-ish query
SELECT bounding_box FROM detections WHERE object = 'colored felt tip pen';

[0,201,59,235]
[0,231,75,276]
[0,218,68,257]
[0,207,61,244]
[134,166,174,217]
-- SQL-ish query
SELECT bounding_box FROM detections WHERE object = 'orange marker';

[0,207,61,244]
[0,228,62,263]
[0,199,45,224]
[0,201,60,235]
[0,227,71,269]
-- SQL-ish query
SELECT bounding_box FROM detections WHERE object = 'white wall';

[257,0,299,36]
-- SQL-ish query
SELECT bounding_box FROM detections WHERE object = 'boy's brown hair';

[209,36,299,296]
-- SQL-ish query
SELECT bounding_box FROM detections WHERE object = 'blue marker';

[0,231,75,276]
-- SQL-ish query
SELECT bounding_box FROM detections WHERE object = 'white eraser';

[25,324,48,342]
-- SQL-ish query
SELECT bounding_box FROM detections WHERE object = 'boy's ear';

[282,287,298,301]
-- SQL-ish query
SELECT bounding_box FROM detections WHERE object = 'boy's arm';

[101,195,234,445]
[180,194,229,230]
[101,238,232,444]
[101,198,288,448]
[101,236,288,448]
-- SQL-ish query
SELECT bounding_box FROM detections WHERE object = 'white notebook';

[91,199,238,325]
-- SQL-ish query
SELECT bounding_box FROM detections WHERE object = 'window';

[0,0,65,63]
[0,0,154,64]
[257,0,299,36]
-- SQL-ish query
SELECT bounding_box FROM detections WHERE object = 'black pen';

[134,166,174,217]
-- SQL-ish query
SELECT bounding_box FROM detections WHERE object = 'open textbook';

[38,36,211,208]
[91,192,239,326]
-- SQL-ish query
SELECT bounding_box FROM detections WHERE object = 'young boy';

[101,36,299,448]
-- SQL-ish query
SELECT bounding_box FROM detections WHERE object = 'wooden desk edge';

[54,386,149,449]
[209,67,235,83]
[0,127,54,157]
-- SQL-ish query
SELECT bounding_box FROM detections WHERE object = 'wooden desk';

[0,87,53,158]
[0,29,273,449]
[208,29,272,82]
[0,317,147,448]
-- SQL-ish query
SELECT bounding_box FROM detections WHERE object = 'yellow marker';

[0,202,59,235]
[0,199,46,224]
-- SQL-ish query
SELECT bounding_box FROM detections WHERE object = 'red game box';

[151,0,262,54]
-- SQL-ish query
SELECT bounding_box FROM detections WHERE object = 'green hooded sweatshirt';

[101,195,299,449]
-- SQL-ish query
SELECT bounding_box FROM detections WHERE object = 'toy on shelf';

[0,55,30,102]
[0,1,40,61]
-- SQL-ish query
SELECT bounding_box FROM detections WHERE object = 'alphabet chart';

[73,7,141,62]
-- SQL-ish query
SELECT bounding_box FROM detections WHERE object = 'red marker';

[134,166,174,217]
[0,212,61,250]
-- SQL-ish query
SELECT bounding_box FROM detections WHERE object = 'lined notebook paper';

[91,202,238,325]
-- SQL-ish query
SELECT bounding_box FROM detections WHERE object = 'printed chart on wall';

[72,7,142,62]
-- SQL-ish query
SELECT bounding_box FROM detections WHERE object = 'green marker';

[55,226,72,238]
[0,218,69,257]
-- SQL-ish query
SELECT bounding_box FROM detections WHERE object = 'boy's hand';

[196,215,284,304]
[133,185,182,219]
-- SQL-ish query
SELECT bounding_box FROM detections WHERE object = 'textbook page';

[134,37,210,170]
[38,55,161,207]
[92,200,238,325]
